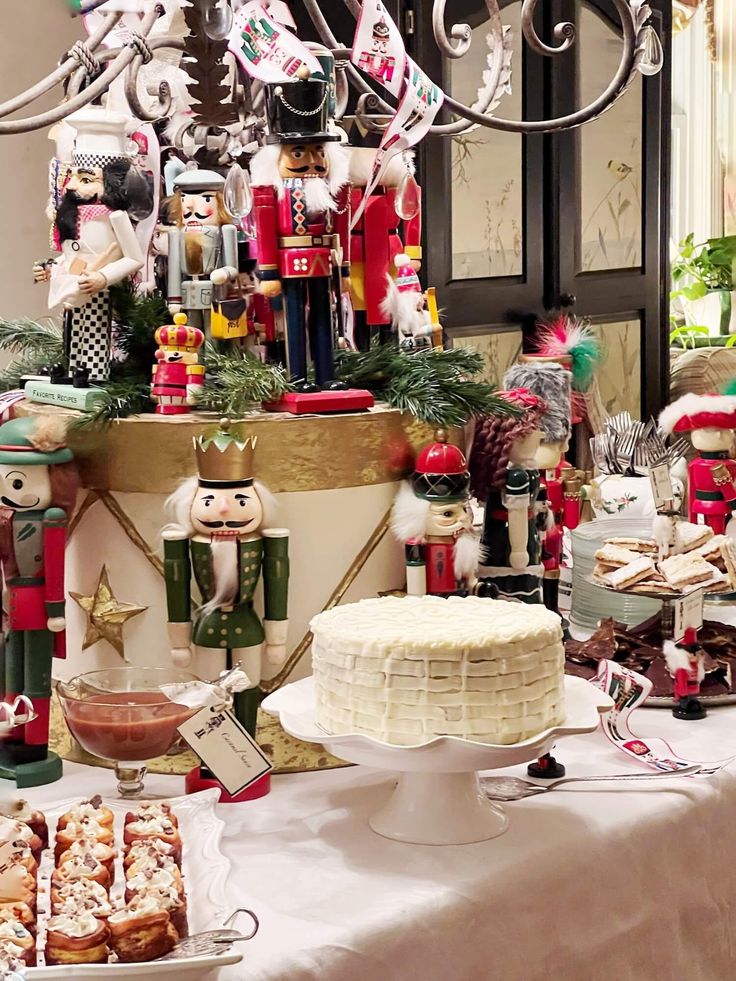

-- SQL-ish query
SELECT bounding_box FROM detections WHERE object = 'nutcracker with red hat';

[381,253,436,353]
[161,419,288,801]
[151,313,206,415]
[664,635,706,721]
[659,393,736,534]
[348,149,422,350]
[502,362,572,613]
[390,430,478,597]
[249,54,373,412]
[0,416,79,788]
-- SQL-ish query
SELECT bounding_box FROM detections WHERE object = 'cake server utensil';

[480,765,702,801]
[156,908,260,960]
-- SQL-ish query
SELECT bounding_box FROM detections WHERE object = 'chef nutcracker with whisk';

[33,106,147,386]
[659,393,736,535]
[249,60,372,409]
[162,420,289,801]
[0,417,79,788]
[390,430,478,596]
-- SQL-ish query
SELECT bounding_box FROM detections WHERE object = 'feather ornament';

[534,315,602,392]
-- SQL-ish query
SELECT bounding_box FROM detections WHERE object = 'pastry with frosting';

[0,902,35,935]
[124,802,178,829]
[108,896,178,963]
[55,817,114,863]
[0,801,48,849]
[45,912,109,965]
[57,796,114,832]
[0,937,28,976]
[123,839,180,875]
[0,817,42,864]
[123,816,181,863]
[0,917,35,966]
[57,838,116,883]
[0,865,36,911]
[51,852,111,892]
[50,879,113,921]
[124,870,187,937]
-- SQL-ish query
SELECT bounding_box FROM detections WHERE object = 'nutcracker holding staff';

[659,393,736,535]
[390,430,478,597]
[162,419,289,801]
[0,417,79,787]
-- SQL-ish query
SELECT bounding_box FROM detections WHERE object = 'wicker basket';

[670,346,736,400]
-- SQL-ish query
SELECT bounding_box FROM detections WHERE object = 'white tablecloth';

[20,705,736,981]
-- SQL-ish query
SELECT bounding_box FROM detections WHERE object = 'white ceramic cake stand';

[262,677,613,846]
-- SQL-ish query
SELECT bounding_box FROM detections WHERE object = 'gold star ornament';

[71,565,147,661]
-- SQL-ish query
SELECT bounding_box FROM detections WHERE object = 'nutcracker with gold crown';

[659,394,736,535]
[151,313,206,415]
[503,362,572,613]
[390,431,478,596]
[161,419,288,801]
[0,416,79,788]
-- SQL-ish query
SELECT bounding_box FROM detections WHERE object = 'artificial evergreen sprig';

[109,283,169,377]
[335,343,521,427]
[0,317,64,390]
[72,380,154,428]
[196,344,292,415]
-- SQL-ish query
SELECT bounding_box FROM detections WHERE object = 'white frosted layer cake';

[310,595,566,746]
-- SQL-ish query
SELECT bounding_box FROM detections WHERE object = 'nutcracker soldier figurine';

[469,389,547,603]
[33,106,147,386]
[664,635,706,720]
[503,362,572,613]
[381,254,436,353]
[166,169,239,334]
[151,313,206,415]
[390,430,479,596]
[250,63,373,412]
[659,393,736,534]
[348,148,422,350]
[0,416,79,788]
[162,419,289,801]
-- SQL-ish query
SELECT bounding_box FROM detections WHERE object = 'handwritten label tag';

[674,588,704,642]
[649,462,674,508]
[178,707,273,796]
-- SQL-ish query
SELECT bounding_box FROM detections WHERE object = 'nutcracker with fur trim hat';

[161,419,288,801]
[32,106,148,387]
[151,313,206,415]
[0,416,79,788]
[390,430,478,596]
[503,362,572,613]
[166,169,239,334]
[664,636,706,721]
[348,148,422,351]
[381,254,435,353]
[659,393,736,535]
[250,60,373,412]
[469,389,547,604]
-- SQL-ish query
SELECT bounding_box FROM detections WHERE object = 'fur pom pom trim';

[453,528,480,579]
[347,148,415,187]
[390,481,431,542]
[663,640,703,681]
[29,416,69,452]
[658,393,736,435]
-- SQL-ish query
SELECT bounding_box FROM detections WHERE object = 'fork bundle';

[590,413,689,476]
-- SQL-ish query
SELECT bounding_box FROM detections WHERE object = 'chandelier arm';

[520,0,575,56]
[0,4,163,134]
[433,0,472,59]
[125,65,173,122]
[76,0,120,14]
[0,11,121,120]
[65,33,185,99]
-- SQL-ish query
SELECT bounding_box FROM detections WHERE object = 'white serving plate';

[26,789,242,979]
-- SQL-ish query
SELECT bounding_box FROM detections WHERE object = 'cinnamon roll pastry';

[57,838,115,883]
[55,817,114,862]
[124,872,187,937]
[0,918,36,966]
[108,898,178,963]
[123,815,181,863]
[51,853,111,892]
[0,801,48,849]
[45,913,109,966]
[125,802,178,829]
[51,879,113,921]
[0,817,42,864]
[123,838,180,874]
[0,903,35,935]
[57,796,114,832]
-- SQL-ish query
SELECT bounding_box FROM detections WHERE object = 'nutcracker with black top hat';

[32,106,147,388]
[390,431,478,596]
[659,393,736,535]
[503,362,572,614]
[0,416,79,788]
[161,419,288,801]
[151,313,206,415]
[249,57,373,413]
[166,169,239,335]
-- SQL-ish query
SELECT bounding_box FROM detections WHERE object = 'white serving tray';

[25,789,242,979]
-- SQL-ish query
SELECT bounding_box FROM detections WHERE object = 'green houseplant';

[671,233,736,337]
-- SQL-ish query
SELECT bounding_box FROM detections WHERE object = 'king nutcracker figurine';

[0,416,79,788]
[390,430,479,596]
[659,394,736,534]
[162,419,288,801]
[249,62,373,413]
[151,313,206,415]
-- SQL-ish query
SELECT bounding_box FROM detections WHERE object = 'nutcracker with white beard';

[162,419,289,801]
[381,253,435,352]
[250,70,372,408]
[390,430,479,596]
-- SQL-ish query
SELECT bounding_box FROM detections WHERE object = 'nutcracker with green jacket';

[0,416,79,789]
[162,418,289,801]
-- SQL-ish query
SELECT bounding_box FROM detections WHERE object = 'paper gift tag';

[674,588,704,643]
[649,462,674,508]
[178,707,273,796]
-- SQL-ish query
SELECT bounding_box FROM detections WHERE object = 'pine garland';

[335,343,521,427]
[196,344,292,415]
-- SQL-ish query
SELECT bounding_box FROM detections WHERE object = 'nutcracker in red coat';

[664,636,705,721]
[390,431,479,597]
[348,149,422,350]
[659,393,736,535]
[151,314,205,415]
